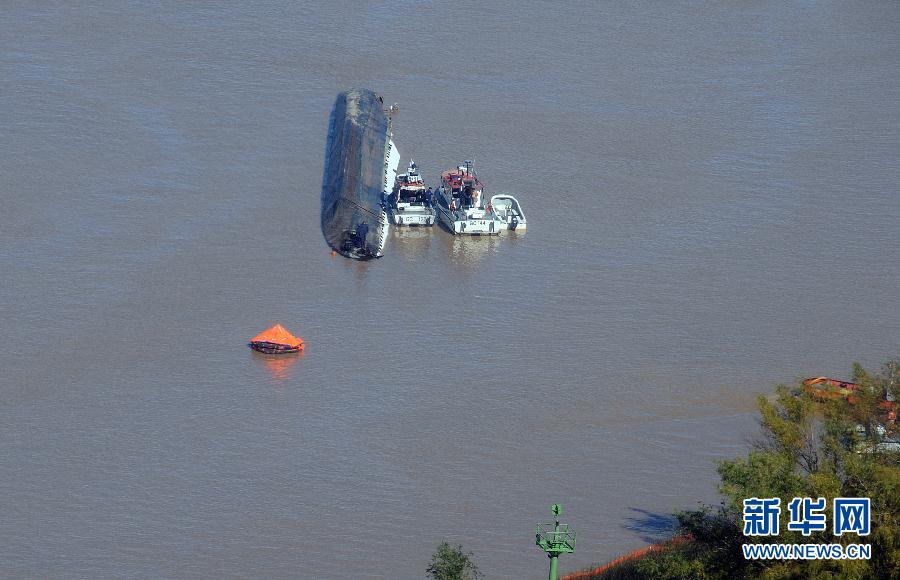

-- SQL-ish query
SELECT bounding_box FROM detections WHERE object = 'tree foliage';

[426,541,483,580]
[587,359,900,579]
[703,360,900,579]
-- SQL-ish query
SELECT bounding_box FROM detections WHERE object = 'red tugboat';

[434,160,504,235]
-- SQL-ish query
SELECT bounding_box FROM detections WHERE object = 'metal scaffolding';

[536,504,576,580]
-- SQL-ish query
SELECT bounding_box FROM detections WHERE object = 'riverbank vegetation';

[571,359,900,579]
[427,541,483,580]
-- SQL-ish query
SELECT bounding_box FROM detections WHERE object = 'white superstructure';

[390,160,436,227]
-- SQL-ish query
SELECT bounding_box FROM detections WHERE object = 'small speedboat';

[434,160,505,235]
[390,160,435,226]
[488,194,527,231]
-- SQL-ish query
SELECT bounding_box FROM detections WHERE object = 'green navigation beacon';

[536,504,576,580]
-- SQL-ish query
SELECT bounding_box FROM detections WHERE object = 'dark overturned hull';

[320,89,398,260]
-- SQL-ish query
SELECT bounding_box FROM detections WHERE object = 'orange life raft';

[248,324,304,354]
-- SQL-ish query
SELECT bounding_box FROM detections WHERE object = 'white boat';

[434,161,505,235]
[488,194,526,231]
[389,160,435,226]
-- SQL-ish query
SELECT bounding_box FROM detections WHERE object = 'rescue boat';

[434,160,505,235]
[389,160,435,226]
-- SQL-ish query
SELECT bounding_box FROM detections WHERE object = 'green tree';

[583,359,900,579]
[712,360,900,578]
[426,541,483,580]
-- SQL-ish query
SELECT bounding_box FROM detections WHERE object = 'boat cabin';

[440,161,484,210]
[394,161,426,202]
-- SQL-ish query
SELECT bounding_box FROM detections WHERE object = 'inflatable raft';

[249,324,304,354]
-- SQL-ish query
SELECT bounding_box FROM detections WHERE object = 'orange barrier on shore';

[802,376,860,401]
[561,536,690,580]
[801,377,897,435]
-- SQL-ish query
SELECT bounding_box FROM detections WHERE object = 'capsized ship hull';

[320,89,399,260]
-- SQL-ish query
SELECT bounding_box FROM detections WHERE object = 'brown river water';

[2,1,899,578]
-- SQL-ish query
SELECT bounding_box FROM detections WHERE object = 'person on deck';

[356,221,369,248]
[425,187,433,207]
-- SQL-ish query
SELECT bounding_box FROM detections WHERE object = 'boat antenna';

[386,102,399,134]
